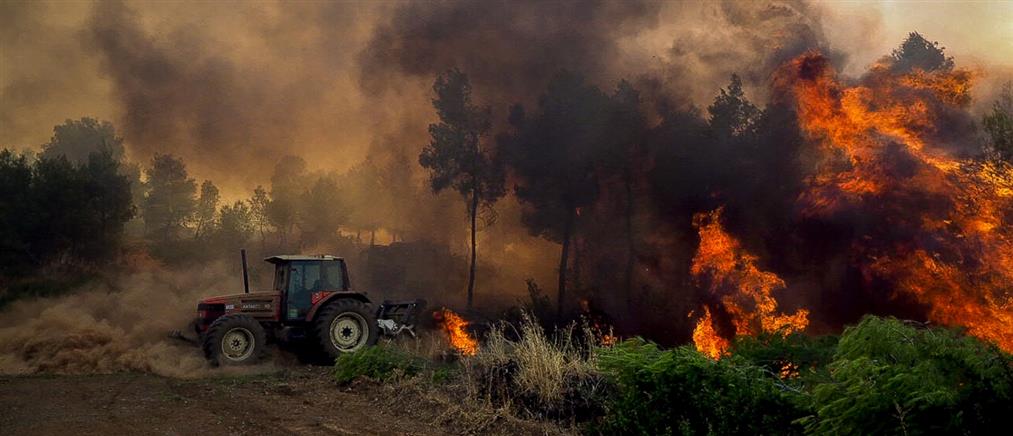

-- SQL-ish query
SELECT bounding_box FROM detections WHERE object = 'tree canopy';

[890,32,954,73]
[142,154,197,243]
[984,81,1013,162]
[419,68,505,207]
[40,117,125,165]
[0,148,133,273]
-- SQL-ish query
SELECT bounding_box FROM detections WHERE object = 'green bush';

[333,316,1013,435]
[732,331,838,388]
[800,316,1013,435]
[333,345,425,384]
[596,339,807,435]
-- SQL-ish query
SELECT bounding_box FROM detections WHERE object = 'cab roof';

[264,254,344,264]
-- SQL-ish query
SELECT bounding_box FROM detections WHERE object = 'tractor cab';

[266,255,350,321]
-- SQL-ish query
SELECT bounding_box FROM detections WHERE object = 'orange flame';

[692,307,730,359]
[438,308,478,356]
[593,327,618,347]
[779,52,1013,352]
[690,209,809,358]
[779,362,800,379]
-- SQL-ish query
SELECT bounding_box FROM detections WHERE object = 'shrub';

[596,339,808,435]
[333,345,425,384]
[800,316,1013,435]
[732,331,839,386]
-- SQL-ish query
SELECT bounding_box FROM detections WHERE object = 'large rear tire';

[202,315,268,366]
[315,299,378,359]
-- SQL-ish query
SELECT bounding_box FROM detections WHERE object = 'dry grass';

[379,312,608,430]
[461,313,608,422]
[379,323,577,435]
[482,318,591,404]
[384,329,452,362]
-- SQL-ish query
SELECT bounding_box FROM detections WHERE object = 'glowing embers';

[436,308,478,356]
[690,209,809,359]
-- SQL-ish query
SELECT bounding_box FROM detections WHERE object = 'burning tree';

[773,43,1013,351]
[419,69,506,309]
[690,209,809,358]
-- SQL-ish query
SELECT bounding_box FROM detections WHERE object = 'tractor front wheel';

[315,299,378,359]
[202,315,268,366]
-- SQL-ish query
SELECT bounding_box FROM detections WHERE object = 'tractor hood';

[199,291,280,305]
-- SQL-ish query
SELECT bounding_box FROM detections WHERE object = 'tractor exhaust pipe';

[241,248,250,294]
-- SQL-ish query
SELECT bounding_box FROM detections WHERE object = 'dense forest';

[3,34,1012,343]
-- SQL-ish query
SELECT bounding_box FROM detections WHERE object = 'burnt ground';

[0,367,572,436]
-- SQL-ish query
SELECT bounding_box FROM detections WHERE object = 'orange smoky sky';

[1,0,1010,194]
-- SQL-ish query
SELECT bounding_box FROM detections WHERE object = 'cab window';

[273,265,288,291]
[321,261,345,291]
[286,261,321,319]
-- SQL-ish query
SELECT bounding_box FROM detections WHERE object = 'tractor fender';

[305,292,372,322]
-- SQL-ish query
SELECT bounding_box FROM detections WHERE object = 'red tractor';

[175,252,424,366]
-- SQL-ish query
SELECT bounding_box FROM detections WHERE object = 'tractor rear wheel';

[315,299,378,359]
[202,315,268,366]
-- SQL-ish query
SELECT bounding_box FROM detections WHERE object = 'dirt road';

[0,367,557,436]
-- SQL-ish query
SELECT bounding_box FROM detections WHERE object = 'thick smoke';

[4,0,850,189]
[83,0,389,190]
[358,1,844,117]
[646,1,843,106]
[359,0,662,103]
[0,1,114,149]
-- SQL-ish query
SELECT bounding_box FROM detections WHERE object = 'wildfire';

[779,52,1013,352]
[692,307,730,360]
[690,209,809,358]
[595,328,618,347]
[437,308,478,356]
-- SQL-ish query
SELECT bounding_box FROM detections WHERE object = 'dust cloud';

[0,260,273,378]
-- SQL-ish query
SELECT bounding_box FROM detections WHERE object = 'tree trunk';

[162,219,172,244]
[557,207,574,321]
[467,187,479,309]
[624,169,635,310]
[259,226,266,252]
[572,236,582,290]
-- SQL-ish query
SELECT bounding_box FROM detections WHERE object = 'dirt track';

[0,368,438,435]
[0,367,508,436]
